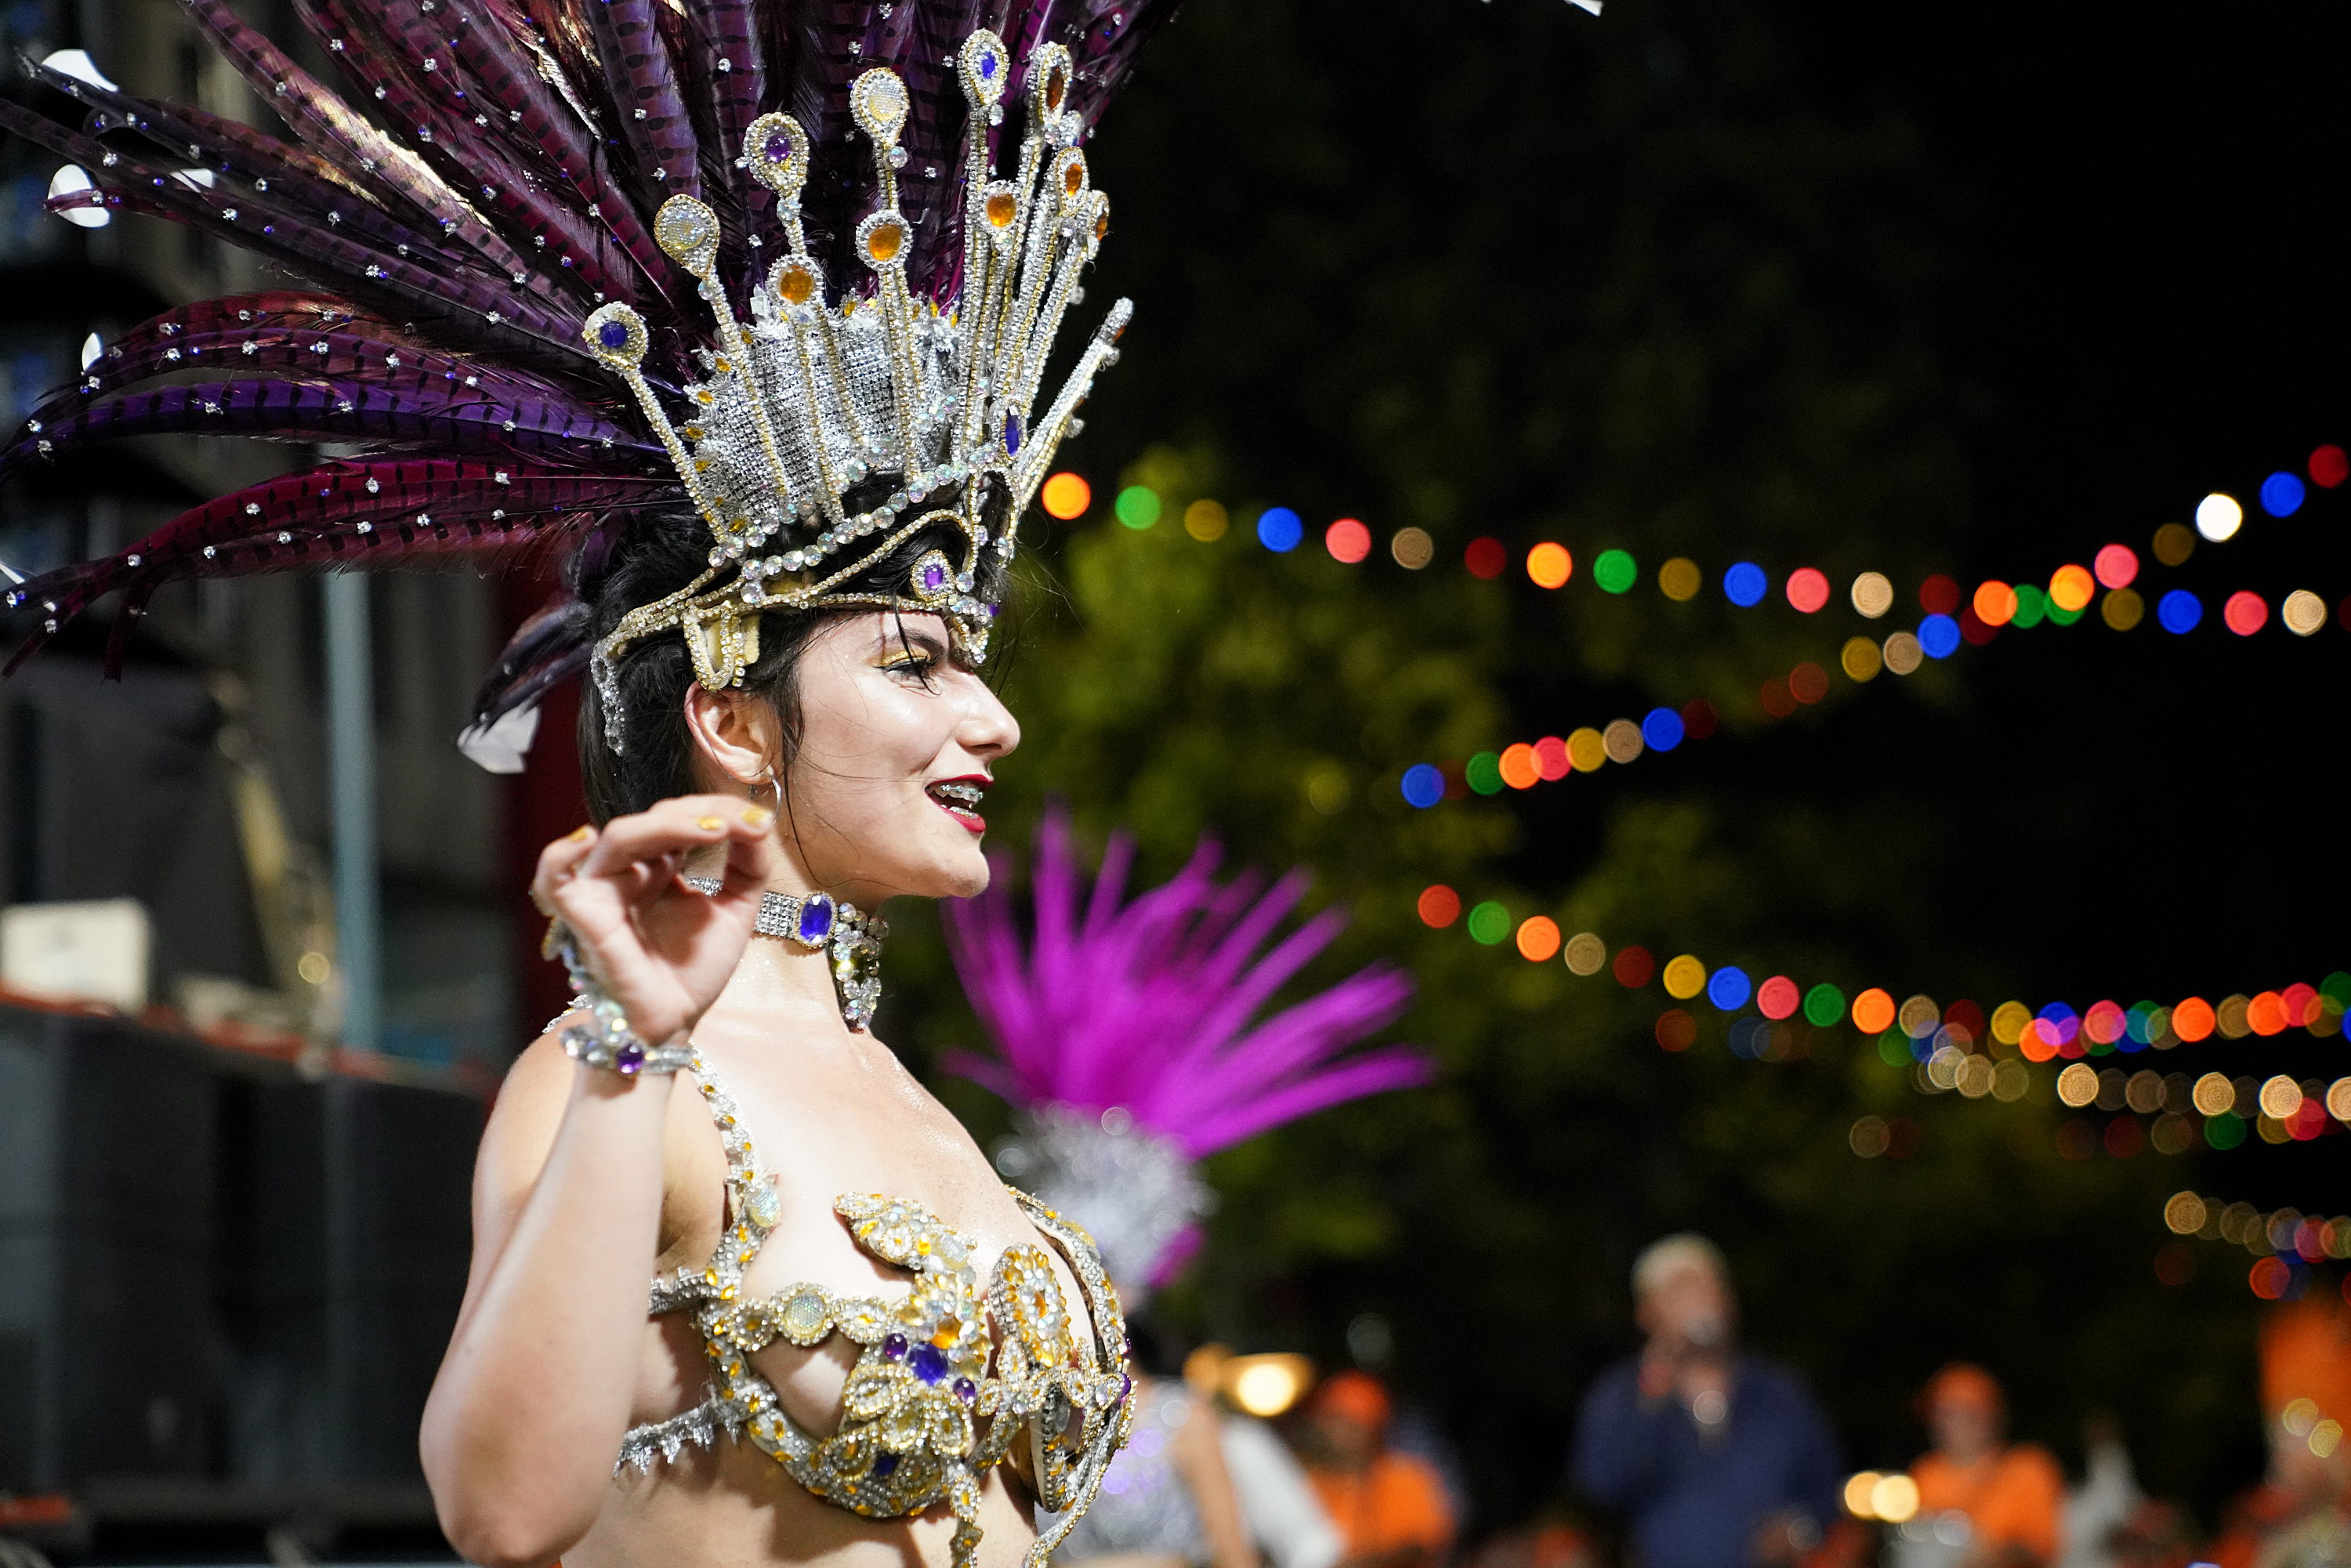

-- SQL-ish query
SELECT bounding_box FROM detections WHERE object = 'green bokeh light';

[1116,486,1162,529]
[1592,549,1638,594]
[1465,752,1504,795]
[1802,983,1846,1027]
[1465,902,1512,945]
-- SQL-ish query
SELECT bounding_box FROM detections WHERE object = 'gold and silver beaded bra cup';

[625,1059,1135,1568]
[584,32,1127,746]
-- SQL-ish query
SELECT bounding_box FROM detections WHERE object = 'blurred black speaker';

[0,1004,476,1497]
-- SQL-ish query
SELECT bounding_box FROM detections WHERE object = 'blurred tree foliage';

[879,0,2320,1536]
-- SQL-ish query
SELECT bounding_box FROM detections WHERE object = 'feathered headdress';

[0,0,1172,744]
[943,815,1428,1299]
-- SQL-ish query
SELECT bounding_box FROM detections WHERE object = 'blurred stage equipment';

[0,899,149,1011]
[0,999,476,1552]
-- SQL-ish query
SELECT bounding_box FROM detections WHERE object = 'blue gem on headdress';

[798,894,835,943]
[597,320,630,349]
[871,1451,900,1478]
[909,1344,949,1383]
[1003,412,1023,455]
[979,53,996,79]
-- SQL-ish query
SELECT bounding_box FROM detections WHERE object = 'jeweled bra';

[620,1054,1133,1568]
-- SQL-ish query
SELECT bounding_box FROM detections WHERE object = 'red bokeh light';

[1533,736,1570,780]
[1788,662,1829,704]
[1757,976,1800,1020]
[1784,567,1830,614]
[2250,1257,2292,1300]
[1325,517,1371,563]
[2094,544,2139,589]
[1759,677,1795,717]
[1920,574,1962,615]
[1959,607,1997,646]
[1465,538,1508,579]
[1416,885,1462,928]
[2103,1117,2144,1158]
[2223,590,2269,636]
[1681,698,1719,739]
[1612,944,1656,989]
[2312,444,2349,489]
[1655,1009,1697,1052]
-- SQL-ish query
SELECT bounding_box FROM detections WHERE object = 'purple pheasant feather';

[943,814,1427,1160]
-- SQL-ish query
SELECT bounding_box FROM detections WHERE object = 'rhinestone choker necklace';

[684,878,887,1031]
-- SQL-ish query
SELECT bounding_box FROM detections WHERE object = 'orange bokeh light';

[1498,744,1541,789]
[1527,542,1573,589]
[1040,472,1092,520]
[1851,988,1896,1035]
[1972,581,2017,626]
[2049,564,2095,613]
[1516,916,1562,962]
[2172,996,2216,1043]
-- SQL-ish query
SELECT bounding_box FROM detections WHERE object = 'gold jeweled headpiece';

[583,32,1128,748]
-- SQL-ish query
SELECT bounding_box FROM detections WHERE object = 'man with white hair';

[1571,1234,1842,1568]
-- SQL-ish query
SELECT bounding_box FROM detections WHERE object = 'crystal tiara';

[585,29,1129,736]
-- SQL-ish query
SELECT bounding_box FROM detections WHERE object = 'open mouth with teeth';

[926,779,988,829]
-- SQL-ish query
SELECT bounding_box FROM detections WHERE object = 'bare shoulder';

[475,1019,585,1204]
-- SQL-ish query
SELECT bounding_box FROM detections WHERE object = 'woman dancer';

[1,2,1186,1565]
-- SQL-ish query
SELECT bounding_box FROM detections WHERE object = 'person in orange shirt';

[1301,1372,1458,1568]
[1907,1364,2066,1568]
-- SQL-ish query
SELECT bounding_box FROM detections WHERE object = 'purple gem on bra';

[882,1332,907,1360]
[954,1377,977,1402]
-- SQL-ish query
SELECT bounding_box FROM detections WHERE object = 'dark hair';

[574,482,1010,824]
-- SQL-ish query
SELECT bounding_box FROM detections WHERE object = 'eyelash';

[882,652,940,683]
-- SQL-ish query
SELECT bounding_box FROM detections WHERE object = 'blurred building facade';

[1,0,531,1550]
[0,0,519,1066]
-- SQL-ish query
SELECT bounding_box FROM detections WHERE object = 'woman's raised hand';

[532,795,780,1047]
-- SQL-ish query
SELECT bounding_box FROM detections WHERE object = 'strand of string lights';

[1413,882,2351,1139]
[2165,1191,2351,1299]
[1040,444,2350,811]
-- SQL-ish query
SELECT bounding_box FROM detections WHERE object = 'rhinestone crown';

[587,30,1128,729]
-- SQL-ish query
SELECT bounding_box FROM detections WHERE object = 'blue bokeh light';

[1400,764,1444,809]
[2262,471,2306,518]
[1708,965,1752,1011]
[1255,507,1302,552]
[2157,588,2202,634]
[1722,562,1768,607]
[1641,707,1685,751]
[1918,614,1961,658]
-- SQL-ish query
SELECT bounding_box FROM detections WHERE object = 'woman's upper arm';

[450,1030,581,1335]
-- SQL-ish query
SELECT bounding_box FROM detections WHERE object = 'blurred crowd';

[1078,1237,2351,1568]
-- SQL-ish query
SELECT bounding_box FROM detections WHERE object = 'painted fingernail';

[742,806,773,829]
[567,824,594,842]
[696,815,724,831]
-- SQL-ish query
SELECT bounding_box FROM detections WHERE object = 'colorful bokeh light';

[1416,885,1461,927]
[1257,507,1303,552]
[1527,541,1573,588]
[1325,517,1371,563]
[1593,549,1638,594]
[2224,591,2269,636]
[2313,445,2350,489]
[1517,917,1562,962]
[2196,493,2244,542]
[1918,614,1961,659]
[1116,485,1161,529]
[1041,472,1092,520]
[2094,544,2139,589]
[1400,764,1444,809]
[1465,537,1508,579]
[1724,563,1769,607]
[1785,567,1830,614]
[2158,589,2203,634]
[1185,499,1230,541]
[2262,473,2306,517]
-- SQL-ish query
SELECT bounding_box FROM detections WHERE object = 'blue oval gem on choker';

[798,893,835,943]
